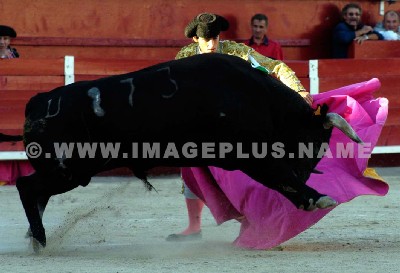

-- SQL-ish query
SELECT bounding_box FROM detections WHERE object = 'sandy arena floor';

[0,167,399,273]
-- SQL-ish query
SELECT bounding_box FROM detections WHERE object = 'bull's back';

[22,54,315,176]
[24,54,312,141]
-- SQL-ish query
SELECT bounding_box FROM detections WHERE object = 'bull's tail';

[0,133,23,142]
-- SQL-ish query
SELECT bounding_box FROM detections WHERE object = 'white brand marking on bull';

[45,97,61,118]
[157,67,178,99]
[120,78,135,107]
[87,87,105,117]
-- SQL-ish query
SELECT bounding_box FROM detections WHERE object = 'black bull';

[0,54,362,250]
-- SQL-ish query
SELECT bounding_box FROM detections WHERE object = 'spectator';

[0,25,19,59]
[374,10,400,40]
[332,3,383,58]
[244,13,283,60]
[167,12,313,242]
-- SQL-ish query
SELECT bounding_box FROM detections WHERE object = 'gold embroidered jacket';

[175,40,305,92]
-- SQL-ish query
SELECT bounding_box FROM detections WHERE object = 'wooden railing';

[12,37,311,60]
[0,57,399,159]
[348,41,400,59]
[13,36,311,48]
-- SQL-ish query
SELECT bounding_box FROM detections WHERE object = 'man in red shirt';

[245,14,283,60]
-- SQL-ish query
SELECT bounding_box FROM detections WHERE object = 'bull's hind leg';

[16,173,48,251]
[25,195,51,238]
[16,172,81,252]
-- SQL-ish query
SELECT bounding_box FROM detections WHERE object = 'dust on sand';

[0,167,399,273]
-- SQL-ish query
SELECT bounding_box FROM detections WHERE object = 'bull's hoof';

[303,199,318,211]
[315,196,338,209]
[302,196,337,211]
[26,227,46,253]
[28,227,46,253]
[31,235,46,254]
[31,226,46,251]
[31,237,44,253]
[25,227,33,238]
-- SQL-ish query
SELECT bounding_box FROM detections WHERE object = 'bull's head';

[287,104,363,185]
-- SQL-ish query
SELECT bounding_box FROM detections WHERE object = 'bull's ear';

[314,105,322,116]
[313,104,329,116]
[314,104,329,116]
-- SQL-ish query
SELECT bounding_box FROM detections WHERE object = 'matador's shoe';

[166,231,202,242]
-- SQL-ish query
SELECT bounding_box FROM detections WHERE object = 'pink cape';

[0,161,34,185]
[183,78,389,249]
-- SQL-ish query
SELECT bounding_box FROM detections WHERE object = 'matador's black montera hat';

[0,25,17,37]
[184,13,229,39]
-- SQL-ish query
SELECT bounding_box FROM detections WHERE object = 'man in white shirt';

[374,10,400,40]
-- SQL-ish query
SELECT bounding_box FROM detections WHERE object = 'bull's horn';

[323,113,363,144]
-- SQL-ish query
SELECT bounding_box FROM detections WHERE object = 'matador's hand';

[298,91,313,106]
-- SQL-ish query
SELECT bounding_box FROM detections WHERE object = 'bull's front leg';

[276,181,337,211]
[242,160,337,211]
